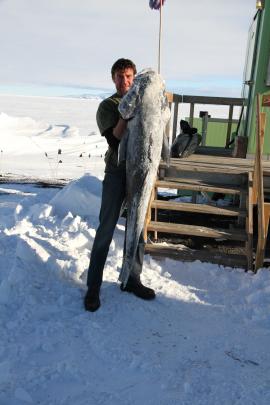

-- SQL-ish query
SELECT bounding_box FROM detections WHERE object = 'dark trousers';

[87,163,144,289]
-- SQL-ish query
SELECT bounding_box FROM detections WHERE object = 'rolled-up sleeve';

[96,100,119,135]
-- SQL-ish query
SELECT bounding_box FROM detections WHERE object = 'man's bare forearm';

[113,118,127,140]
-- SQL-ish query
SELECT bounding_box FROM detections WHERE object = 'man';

[84,58,155,312]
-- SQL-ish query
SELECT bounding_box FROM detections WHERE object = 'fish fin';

[119,254,134,287]
[118,83,140,119]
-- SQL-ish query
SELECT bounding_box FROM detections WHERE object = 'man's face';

[113,68,135,96]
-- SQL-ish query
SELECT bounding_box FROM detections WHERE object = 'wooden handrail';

[165,92,244,142]
[254,94,267,271]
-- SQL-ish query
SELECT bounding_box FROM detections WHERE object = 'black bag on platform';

[171,120,202,158]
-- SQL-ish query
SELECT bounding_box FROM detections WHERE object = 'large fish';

[118,69,170,286]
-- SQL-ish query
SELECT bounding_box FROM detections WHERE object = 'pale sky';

[0,0,256,96]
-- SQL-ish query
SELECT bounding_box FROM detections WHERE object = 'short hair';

[111,58,137,78]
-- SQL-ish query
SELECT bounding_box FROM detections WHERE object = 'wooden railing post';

[225,104,234,147]
[254,94,267,271]
[189,103,194,127]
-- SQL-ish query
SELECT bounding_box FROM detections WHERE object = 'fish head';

[118,68,167,120]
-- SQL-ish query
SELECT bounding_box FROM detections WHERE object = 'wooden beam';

[151,199,246,217]
[144,187,155,242]
[189,103,194,127]
[145,243,247,269]
[182,94,243,106]
[246,171,254,271]
[147,221,248,241]
[165,92,173,103]
[225,104,234,147]
[155,179,244,194]
[255,94,267,270]
[172,102,179,142]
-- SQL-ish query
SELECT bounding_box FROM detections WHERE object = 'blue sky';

[0,0,256,97]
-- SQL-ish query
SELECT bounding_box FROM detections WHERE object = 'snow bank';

[50,174,102,218]
[0,112,46,135]
[0,112,78,140]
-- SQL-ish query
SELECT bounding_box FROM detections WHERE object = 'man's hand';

[113,117,128,140]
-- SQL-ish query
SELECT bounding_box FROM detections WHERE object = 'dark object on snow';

[171,120,202,158]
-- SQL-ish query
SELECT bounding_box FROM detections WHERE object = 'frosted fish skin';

[118,69,170,286]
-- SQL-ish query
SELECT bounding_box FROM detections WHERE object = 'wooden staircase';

[144,156,253,270]
[143,92,270,271]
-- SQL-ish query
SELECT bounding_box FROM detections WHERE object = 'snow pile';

[0,112,48,154]
[0,112,47,135]
[0,112,79,142]
[50,173,102,218]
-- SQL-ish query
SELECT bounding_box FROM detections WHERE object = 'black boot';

[84,287,100,312]
[120,278,155,300]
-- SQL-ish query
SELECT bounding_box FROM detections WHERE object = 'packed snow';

[0,94,270,405]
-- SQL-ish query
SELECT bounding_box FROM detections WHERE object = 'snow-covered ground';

[0,95,270,405]
[0,95,106,180]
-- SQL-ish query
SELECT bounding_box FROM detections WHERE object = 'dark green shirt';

[96,93,122,135]
[96,93,122,167]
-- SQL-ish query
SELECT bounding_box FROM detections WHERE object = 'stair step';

[151,200,246,217]
[145,243,247,269]
[147,221,247,241]
[155,179,244,195]
[159,159,251,175]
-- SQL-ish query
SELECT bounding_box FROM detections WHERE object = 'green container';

[239,2,270,154]
[188,118,238,147]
